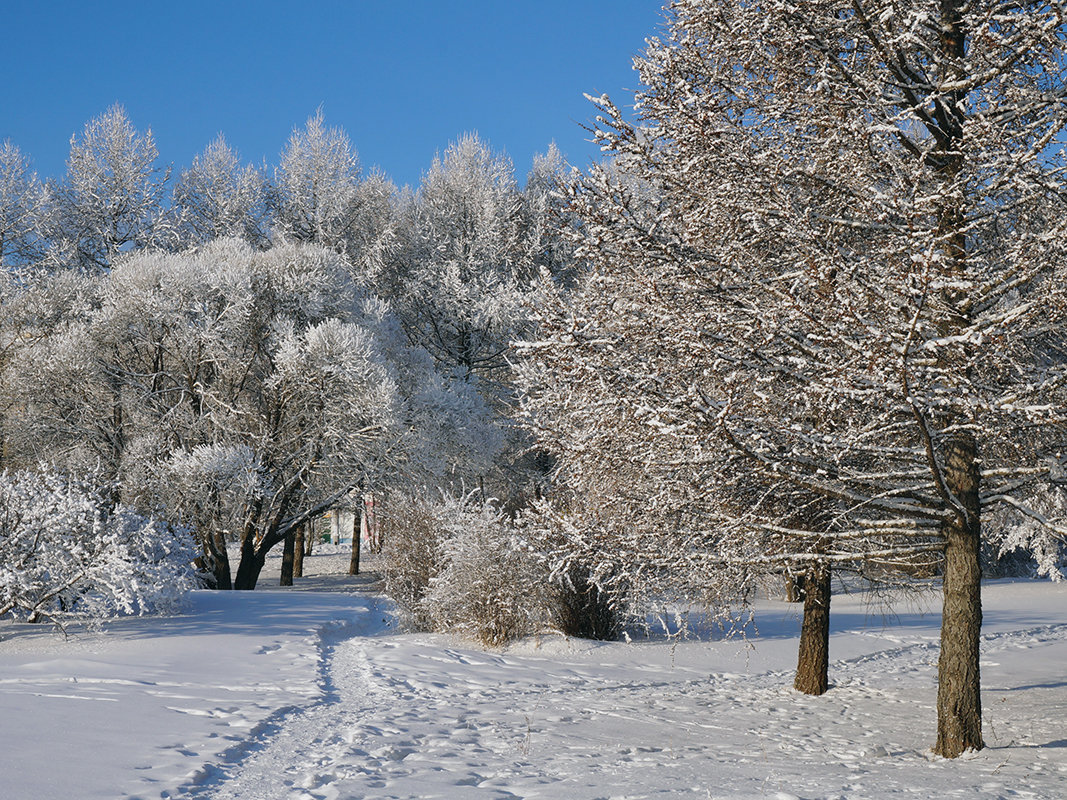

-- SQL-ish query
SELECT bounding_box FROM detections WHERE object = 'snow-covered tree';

[364,135,572,507]
[522,143,580,286]
[519,0,1067,757]
[390,134,543,389]
[4,237,502,589]
[0,141,47,268]
[45,105,171,271]
[272,109,361,251]
[173,135,267,247]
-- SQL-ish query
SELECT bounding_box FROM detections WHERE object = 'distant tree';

[0,141,48,268]
[45,105,171,271]
[272,109,361,251]
[173,134,267,247]
[522,143,579,285]
[391,133,539,393]
[519,0,1067,758]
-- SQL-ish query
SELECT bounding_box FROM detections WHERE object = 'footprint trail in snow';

[183,584,1067,800]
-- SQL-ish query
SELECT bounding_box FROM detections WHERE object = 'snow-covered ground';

[1,548,1065,800]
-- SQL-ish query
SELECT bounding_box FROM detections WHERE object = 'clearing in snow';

[1,549,1065,800]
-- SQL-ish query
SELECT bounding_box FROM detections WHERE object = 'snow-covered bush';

[380,492,451,631]
[421,496,557,647]
[519,504,622,641]
[0,470,197,623]
[382,491,560,645]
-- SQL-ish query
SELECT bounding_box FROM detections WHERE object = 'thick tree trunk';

[348,504,362,576]
[233,525,265,590]
[293,524,305,579]
[934,433,984,757]
[793,564,831,696]
[280,527,296,586]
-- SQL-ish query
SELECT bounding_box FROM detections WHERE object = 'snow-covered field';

[1,548,1065,800]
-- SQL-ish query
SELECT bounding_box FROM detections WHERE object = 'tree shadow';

[0,587,396,646]
[1010,681,1067,692]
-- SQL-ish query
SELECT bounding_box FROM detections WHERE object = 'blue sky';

[2,1,663,189]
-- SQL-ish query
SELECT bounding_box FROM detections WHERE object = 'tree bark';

[784,573,805,603]
[280,527,296,586]
[293,524,305,578]
[348,504,362,576]
[926,0,982,758]
[793,564,831,696]
[233,521,265,590]
[934,432,984,757]
[211,531,232,590]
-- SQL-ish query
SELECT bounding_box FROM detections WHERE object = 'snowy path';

[3,566,1066,799]
[181,581,1067,800]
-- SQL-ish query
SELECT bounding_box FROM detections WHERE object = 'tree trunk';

[233,524,265,590]
[784,573,805,603]
[280,527,296,586]
[348,504,362,576]
[793,564,831,696]
[211,531,232,590]
[293,524,305,579]
[934,432,984,757]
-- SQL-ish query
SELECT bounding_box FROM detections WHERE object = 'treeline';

[0,106,570,597]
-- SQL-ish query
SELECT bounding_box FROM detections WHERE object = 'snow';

[2,551,1066,800]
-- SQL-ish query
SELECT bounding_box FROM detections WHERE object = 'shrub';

[0,470,198,624]
[421,497,558,646]
[379,492,450,631]
[381,489,625,645]
[380,491,556,644]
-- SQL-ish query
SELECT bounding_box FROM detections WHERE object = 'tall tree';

[46,105,170,271]
[173,135,268,247]
[520,0,1067,757]
[392,134,540,392]
[0,141,47,268]
[272,109,361,251]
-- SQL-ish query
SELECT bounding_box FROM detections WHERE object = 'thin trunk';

[280,527,296,586]
[793,564,831,696]
[934,432,984,757]
[348,504,362,576]
[785,573,805,603]
[293,524,305,578]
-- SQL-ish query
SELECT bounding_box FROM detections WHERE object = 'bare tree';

[519,0,1067,757]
